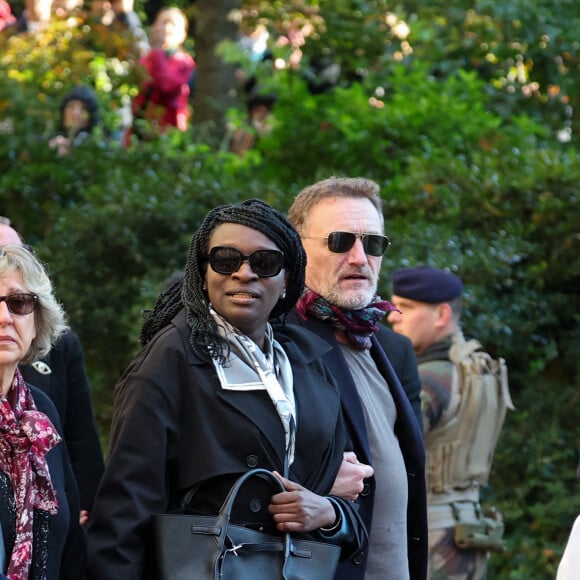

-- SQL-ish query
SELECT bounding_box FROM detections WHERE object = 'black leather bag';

[152,468,342,580]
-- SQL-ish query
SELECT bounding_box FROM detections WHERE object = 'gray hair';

[0,245,68,362]
[288,176,384,234]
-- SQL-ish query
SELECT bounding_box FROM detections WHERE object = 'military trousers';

[427,502,488,580]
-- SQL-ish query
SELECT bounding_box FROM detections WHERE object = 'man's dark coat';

[287,312,428,580]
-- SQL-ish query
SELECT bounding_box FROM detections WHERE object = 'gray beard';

[324,285,377,311]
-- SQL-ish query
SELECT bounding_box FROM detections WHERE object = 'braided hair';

[140,199,306,363]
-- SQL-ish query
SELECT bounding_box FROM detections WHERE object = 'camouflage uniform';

[419,335,489,580]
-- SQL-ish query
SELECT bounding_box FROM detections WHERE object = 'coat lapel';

[289,316,372,463]
[287,313,425,467]
[175,309,287,465]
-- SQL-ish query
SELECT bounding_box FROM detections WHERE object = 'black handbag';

[152,468,342,580]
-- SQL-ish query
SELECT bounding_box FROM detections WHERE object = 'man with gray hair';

[287,177,427,580]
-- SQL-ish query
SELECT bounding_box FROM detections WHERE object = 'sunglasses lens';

[249,251,285,277]
[327,232,356,253]
[209,248,242,275]
[209,248,285,277]
[326,232,389,256]
[5,294,37,315]
[364,235,390,257]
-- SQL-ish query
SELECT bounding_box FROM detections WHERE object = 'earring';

[281,290,287,299]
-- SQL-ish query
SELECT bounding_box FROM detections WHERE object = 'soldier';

[388,265,512,580]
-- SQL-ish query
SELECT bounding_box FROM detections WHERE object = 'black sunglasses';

[208,247,286,277]
[0,293,38,315]
[305,231,390,257]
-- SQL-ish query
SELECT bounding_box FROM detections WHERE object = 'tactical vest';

[426,335,514,500]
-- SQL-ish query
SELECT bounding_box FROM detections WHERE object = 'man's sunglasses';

[208,247,286,278]
[304,231,390,257]
[0,293,38,315]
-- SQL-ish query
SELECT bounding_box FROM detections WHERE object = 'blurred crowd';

[1,0,344,155]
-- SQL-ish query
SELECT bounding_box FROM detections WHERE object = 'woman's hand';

[268,472,336,533]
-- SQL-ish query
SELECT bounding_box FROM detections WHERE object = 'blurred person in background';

[0,0,16,31]
[17,0,52,32]
[126,6,195,143]
[48,85,101,156]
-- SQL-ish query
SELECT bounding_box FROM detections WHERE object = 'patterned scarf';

[296,289,400,350]
[209,308,297,466]
[0,369,61,580]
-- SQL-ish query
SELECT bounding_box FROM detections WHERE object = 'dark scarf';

[296,289,399,349]
[0,369,60,580]
[416,336,453,364]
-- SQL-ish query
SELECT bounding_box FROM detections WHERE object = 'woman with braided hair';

[85,199,367,579]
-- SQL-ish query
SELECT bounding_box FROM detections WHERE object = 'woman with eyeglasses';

[0,245,84,579]
[85,199,367,579]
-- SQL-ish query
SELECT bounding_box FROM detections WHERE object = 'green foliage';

[399,0,580,144]
[486,371,580,578]
[255,63,504,184]
[1,3,579,578]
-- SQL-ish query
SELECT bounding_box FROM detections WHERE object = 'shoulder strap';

[449,338,482,364]
[449,338,514,411]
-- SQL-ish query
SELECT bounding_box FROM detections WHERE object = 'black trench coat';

[85,309,366,580]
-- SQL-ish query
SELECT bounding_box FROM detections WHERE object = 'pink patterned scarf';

[0,369,60,580]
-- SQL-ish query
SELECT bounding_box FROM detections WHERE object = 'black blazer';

[287,311,428,580]
[19,331,105,512]
[0,386,85,580]
[85,310,367,580]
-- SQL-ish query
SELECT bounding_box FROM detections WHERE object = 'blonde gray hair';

[288,176,384,234]
[0,245,68,362]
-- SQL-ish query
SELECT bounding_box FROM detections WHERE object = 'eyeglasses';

[0,293,38,315]
[208,247,286,277]
[304,231,390,257]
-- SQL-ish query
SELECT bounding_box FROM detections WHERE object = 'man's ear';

[435,302,452,327]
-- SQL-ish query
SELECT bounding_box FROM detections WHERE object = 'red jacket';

[133,48,196,131]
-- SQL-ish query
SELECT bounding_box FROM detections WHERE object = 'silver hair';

[0,245,68,362]
[288,176,384,234]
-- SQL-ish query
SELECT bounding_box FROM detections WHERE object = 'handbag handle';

[177,468,337,570]
[216,468,285,524]
[213,470,311,563]
[181,469,285,534]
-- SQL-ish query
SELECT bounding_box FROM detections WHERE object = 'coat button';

[246,455,259,467]
[249,498,262,513]
[353,551,366,565]
[360,483,371,497]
